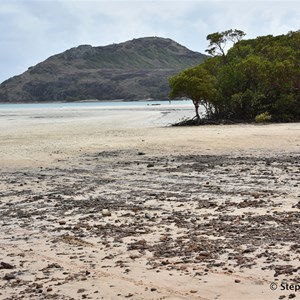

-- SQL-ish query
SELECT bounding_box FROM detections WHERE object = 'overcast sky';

[0,0,299,83]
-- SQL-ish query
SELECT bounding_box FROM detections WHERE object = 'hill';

[0,37,207,102]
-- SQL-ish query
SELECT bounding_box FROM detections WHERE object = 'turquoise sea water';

[0,100,191,110]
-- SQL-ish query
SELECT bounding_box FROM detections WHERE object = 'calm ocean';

[0,100,191,110]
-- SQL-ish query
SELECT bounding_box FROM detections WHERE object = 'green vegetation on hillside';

[169,30,300,123]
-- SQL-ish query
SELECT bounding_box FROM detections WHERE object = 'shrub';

[255,112,272,123]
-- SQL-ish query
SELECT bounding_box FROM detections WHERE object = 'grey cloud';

[1,0,300,83]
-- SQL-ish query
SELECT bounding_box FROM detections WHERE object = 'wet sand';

[0,104,300,299]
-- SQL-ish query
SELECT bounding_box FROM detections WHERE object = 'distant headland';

[0,37,207,103]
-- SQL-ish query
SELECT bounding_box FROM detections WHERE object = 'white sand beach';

[0,103,299,300]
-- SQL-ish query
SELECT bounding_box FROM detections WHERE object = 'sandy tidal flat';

[0,104,300,300]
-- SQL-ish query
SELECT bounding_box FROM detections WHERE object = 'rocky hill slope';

[0,37,207,102]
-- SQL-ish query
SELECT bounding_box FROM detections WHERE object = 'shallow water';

[0,100,191,110]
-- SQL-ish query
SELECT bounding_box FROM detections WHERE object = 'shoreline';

[0,106,300,299]
[0,99,185,105]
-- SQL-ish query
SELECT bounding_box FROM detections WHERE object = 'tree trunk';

[193,100,200,119]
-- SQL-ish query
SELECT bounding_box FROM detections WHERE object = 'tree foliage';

[169,30,300,122]
[206,29,246,57]
[169,65,216,119]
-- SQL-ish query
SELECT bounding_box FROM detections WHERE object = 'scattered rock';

[1,151,300,299]
[0,262,15,269]
[44,263,62,269]
[102,209,111,217]
[145,213,152,219]
[3,273,16,280]
[36,283,43,288]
